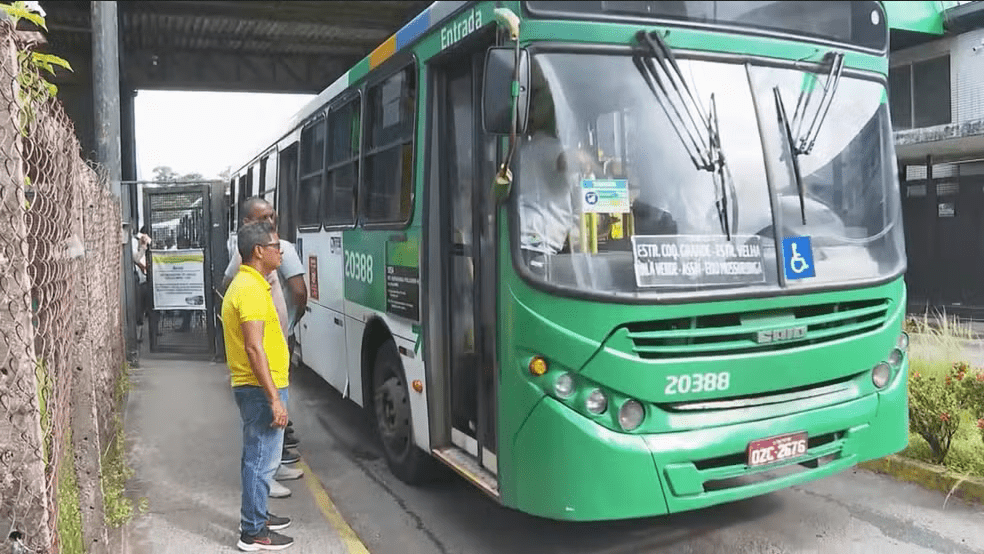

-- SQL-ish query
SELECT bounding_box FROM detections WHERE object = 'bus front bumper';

[508,362,907,521]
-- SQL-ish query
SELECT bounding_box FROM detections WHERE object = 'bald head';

[241,197,275,226]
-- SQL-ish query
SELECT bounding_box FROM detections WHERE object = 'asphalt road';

[287,363,984,554]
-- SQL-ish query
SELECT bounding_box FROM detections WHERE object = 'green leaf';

[0,2,46,30]
[33,52,72,72]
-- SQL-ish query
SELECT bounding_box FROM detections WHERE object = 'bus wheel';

[372,339,433,484]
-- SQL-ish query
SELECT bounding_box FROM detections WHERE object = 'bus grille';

[625,298,890,359]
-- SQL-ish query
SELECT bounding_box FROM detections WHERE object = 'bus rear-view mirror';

[482,46,529,135]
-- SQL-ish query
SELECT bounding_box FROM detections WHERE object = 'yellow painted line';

[296,459,370,554]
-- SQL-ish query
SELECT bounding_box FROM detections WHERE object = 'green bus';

[229,0,910,521]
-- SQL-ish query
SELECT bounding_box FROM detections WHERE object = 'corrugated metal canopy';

[41,1,432,92]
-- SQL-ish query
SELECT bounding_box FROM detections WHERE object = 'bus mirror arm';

[490,8,523,203]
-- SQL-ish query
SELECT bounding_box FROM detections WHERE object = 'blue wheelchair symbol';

[584,191,598,205]
[781,236,815,280]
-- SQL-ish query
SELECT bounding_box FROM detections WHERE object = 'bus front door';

[441,49,499,477]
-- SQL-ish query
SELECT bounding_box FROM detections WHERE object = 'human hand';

[270,399,288,429]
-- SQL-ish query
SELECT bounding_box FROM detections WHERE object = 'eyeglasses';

[258,242,282,252]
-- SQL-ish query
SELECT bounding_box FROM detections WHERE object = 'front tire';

[372,339,434,484]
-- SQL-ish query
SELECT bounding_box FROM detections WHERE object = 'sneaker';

[239,513,291,532]
[237,528,294,551]
[274,464,303,481]
[281,448,300,465]
[284,434,299,448]
[268,479,291,498]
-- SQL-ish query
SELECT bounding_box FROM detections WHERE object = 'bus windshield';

[514,52,905,299]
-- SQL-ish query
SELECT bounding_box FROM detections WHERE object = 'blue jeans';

[233,386,287,535]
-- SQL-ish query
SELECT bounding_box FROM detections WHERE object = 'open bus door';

[431,37,501,492]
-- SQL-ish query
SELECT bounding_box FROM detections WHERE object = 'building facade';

[889,1,984,318]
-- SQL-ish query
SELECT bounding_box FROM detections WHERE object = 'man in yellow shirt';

[223,220,293,551]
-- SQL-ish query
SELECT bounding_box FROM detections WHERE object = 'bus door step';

[433,446,500,500]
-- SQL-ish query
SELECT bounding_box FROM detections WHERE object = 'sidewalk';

[122,352,358,553]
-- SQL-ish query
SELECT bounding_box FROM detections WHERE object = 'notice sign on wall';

[632,235,766,287]
[385,264,420,321]
[151,249,206,310]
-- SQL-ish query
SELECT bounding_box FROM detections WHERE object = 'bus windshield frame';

[509,45,905,304]
[524,1,889,53]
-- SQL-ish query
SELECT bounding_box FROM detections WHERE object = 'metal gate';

[143,184,215,355]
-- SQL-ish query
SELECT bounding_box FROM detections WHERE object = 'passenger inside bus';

[517,62,599,260]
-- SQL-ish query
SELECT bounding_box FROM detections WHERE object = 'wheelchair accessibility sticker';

[781,236,815,280]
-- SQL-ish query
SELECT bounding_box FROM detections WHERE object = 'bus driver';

[518,62,596,260]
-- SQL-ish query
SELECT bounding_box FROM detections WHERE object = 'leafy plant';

[0,1,73,134]
[908,364,963,463]
[956,364,984,444]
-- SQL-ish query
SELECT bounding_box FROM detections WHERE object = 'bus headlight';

[585,389,608,414]
[618,400,645,431]
[872,362,891,388]
[887,348,904,367]
[896,332,909,351]
[554,373,575,399]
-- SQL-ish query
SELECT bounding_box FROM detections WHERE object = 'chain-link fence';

[0,18,125,554]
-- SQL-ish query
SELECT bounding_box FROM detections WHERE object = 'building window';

[363,65,416,226]
[889,54,950,130]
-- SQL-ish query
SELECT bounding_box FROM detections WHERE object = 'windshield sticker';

[581,179,630,214]
[632,235,765,287]
[781,236,816,280]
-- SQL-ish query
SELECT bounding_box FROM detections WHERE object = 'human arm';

[221,247,242,293]
[241,320,288,428]
[278,241,307,324]
[285,276,307,324]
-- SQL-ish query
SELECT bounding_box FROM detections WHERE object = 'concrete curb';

[859,454,984,504]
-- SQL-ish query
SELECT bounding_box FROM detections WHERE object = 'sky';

[133,90,315,181]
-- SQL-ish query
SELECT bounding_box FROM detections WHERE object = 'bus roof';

[235,1,472,174]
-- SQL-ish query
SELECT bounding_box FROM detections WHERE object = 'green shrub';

[956,364,984,445]
[908,365,963,463]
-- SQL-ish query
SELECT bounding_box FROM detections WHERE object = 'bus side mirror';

[482,46,529,135]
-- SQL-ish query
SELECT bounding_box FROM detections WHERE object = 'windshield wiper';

[633,30,735,239]
[772,51,844,225]
[790,51,844,155]
[773,86,807,225]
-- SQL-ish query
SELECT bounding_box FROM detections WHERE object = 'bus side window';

[363,64,416,226]
[298,117,327,229]
[263,154,277,208]
[236,175,248,226]
[324,94,360,227]
[246,166,255,198]
[229,177,237,232]
[278,143,300,241]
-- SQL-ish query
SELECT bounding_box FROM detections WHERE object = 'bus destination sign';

[632,235,766,287]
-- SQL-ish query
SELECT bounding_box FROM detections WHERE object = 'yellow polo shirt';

[222,265,289,388]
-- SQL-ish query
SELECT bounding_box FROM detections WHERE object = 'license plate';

[746,431,808,467]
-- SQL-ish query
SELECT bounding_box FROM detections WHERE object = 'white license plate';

[747,431,808,467]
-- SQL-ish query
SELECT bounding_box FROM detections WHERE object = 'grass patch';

[57,428,85,554]
[102,362,141,528]
[901,432,984,477]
